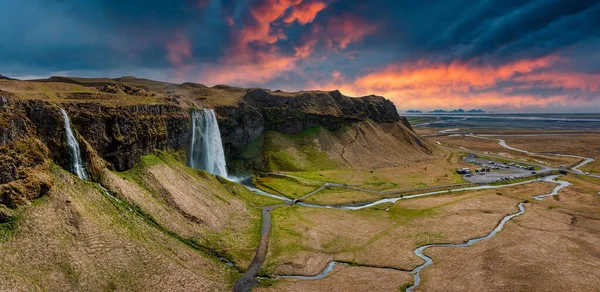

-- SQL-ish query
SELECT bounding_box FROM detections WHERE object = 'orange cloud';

[202,47,298,85]
[283,1,328,25]
[202,0,330,85]
[354,55,560,94]
[324,13,377,49]
[197,0,211,8]
[311,55,599,110]
[240,0,302,44]
[514,71,600,91]
[225,15,235,27]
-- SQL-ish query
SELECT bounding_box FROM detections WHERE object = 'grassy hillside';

[0,165,238,291]
[234,119,435,172]
[101,152,263,270]
[0,150,277,290]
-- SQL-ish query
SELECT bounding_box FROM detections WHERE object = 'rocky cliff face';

[0,96,52,212]
[0,79,415,211]
[215,89,401,156]
[0,95,193,215]
[60,103,190,171]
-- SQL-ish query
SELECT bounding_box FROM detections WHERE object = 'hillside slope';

[0,76,435,290]
[235,119,433,171]
[0,166,236,291]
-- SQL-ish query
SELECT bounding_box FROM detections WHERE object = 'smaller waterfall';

[188,108,228,178]
[59,107,89,180]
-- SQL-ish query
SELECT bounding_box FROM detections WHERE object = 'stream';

[230,133,593,290]
[233,205,283,292]
[263,175,571,291]
[405,202,527,292]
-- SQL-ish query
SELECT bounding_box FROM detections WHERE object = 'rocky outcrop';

[0,96,193,211]
[0,79,415,209]
[216,89,401,156]
[60,103,190,171]
[0,96,53,212]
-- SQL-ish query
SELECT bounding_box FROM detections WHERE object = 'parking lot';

[460,154,550,184]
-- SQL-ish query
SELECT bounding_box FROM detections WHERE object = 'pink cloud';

[324,13,377,49]
[165,31,193,81]
[310,55,599,110]
[283,1,328,25]
[514,71,600,92]
[201,0,329,85]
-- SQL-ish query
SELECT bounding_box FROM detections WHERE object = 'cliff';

[215,89,401,155]
[0,77,429,212]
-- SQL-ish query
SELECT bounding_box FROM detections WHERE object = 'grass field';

[261,182,555,279]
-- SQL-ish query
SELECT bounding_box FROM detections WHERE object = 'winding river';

[231,132,594,291]
[262,175,571,291]
[405,202,527,291]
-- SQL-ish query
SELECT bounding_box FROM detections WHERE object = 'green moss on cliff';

[236,126,340,172]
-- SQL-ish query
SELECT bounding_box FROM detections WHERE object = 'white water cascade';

[59,107,89,180]
[187,108,228,178]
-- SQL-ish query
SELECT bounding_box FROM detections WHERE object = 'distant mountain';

[466,109,485,113]
[406,110,423,113]
[0,74,17,80]
[427,108,485,113]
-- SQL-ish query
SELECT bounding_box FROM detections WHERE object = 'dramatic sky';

[2,0,599,112]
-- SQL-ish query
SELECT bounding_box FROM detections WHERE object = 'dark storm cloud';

[428,0,600,62]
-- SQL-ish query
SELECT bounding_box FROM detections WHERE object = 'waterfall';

[187,108,228,178]
[59,107,89,180]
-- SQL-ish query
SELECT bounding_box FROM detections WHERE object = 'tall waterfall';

[59,107,89,180]
[187,108,228,178]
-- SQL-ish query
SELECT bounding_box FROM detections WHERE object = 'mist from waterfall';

[187,108,228,178]
[59,107,89,180]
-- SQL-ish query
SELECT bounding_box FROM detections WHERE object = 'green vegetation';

[0,166,238,290]
[97,184,241,270]
[302,187,383,205]
[263,128,340,171]
[0,216,18,242]
[400,282,414,291]
[219,178,283,207]
[112,151,263,272]
[412,231,446,246]
[236,126,341,172]
[255,176,321,198]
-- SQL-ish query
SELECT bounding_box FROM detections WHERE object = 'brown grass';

[288,150,470,192]
[101,154,261,268]
[0,167,233,291]
[434,134,579,167]
[419,202,600,291]
[264,182,555,276]
[257,265,412,292]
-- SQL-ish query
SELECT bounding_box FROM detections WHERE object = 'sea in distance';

[406,113,600,130]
